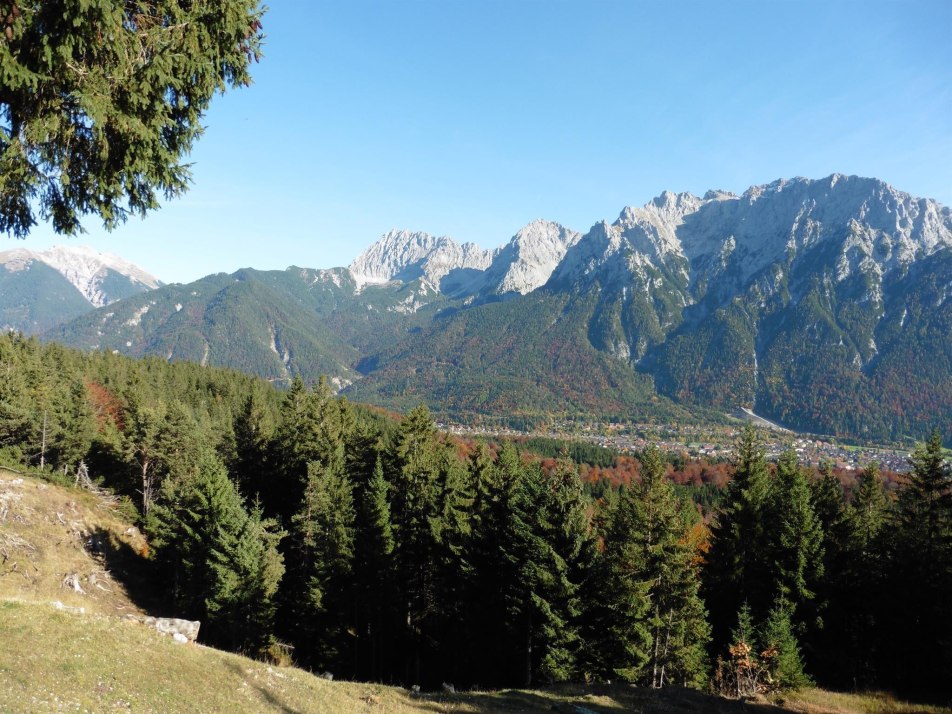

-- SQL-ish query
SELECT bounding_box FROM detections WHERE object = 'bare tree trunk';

[651,604,661,687]
[40,410,48,469]
[659,610,674,688]
[524,607,533,689]
[141,458,153,516]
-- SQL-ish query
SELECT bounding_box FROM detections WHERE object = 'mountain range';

[23,174,952,441]
[0,245,161,334]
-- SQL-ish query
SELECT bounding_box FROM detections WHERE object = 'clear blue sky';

[13,0,952,284]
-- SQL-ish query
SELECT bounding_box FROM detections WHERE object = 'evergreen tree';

[147,450,285,653]
[460,442,516,686]
[839,461,891,687]
[503,458,579,687]
[767,450,823,629]
[123,397,208,515]
[230,391,273,500]
[584,469,652,683]
[1,0,264,237]
[591,446,709,687]
[531,457,592,684]
[285,460,356,668]
[722,603,762,697]
[353,457,395,681]
[851,461,890,556]
[705,424,773,645]
[268,377,348,520]
[761,598,810,690]
[636,447,710,688]
[50,380,97,472]
[889,430,952,691]
[389,404,443,686]
[807,460,857,684]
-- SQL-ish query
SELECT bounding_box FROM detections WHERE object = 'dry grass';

[0,468,150,617]
[770,688,952,714]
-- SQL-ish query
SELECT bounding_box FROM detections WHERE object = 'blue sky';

[13,0,952,283]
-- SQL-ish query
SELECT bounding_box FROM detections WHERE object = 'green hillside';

[0,261,92,334]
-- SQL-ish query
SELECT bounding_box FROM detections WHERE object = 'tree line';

[0,332,950,697]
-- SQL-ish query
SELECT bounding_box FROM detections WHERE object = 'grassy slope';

[0,469,947,714]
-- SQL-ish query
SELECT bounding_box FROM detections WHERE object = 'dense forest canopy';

[1,332,950,698]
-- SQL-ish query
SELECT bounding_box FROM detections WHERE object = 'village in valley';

[441,417,915,473]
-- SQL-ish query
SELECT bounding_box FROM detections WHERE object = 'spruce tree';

[890,430,952,691]
[585,468,652,683]
[230,391,273,500]
[1,0,264,237]
[532,457,592,684]
[851,461,890,556]
[147,450,285,653]
[389,405,443,686]
[808,460,857,684]
[705,424,773,645]
[595,446,709,688]
[767,450,823,629]
[839,461,891,687]
[638,447,710,688]
[761,598,810,690]
[353,457,395,681]
[285,460,356,669]
[460,443,516,686]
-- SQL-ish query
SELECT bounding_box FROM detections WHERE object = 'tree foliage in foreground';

[0,0,264,237]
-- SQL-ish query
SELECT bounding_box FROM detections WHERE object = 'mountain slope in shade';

[0,245,160,334]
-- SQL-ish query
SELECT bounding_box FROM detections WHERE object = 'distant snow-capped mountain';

[0,245,160,334]
[0,245,160,307]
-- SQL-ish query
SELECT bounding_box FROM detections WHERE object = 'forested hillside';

[1,333,950,699]
[45,175,952,443]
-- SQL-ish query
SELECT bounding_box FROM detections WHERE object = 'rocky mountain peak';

[348,229,493,292]
[483,219,581,295]
[0,244,160,307]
